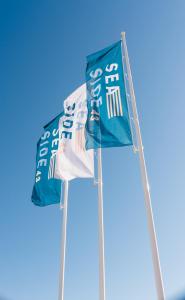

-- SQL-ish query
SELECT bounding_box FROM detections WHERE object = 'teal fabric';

[85,41,133,149]
[31,113,63,207]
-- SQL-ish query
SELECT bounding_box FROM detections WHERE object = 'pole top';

[121,32,126,39]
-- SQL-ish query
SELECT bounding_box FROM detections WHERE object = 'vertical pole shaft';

[97,148,106,300]
[121,32,165,300]
[58,180,69,300]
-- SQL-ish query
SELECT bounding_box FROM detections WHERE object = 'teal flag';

[85,41,133,149]
[31,113,63,207]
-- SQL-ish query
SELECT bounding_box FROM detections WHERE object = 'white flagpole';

[97,148,106,300]
[121,32,165,300]
[58,180,69,300]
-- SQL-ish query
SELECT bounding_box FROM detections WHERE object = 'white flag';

[54,84,94,181]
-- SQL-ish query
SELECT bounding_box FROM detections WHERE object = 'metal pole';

[121,32,165,300]
[58,180,69,300]
[97,148,106,300]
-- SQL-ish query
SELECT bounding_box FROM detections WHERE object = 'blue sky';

[1,0,185,299]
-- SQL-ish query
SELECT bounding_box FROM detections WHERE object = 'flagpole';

[97,148,106,300]
[58,180,69,300]
[121,32,165,300]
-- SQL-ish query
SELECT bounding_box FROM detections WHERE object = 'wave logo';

[106,86,123,119]
[48,154,56,179]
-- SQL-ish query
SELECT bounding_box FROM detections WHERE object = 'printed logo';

[48,154,56,179]
[106,86,123,119]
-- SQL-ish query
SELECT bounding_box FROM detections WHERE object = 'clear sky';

[1,0,185,299]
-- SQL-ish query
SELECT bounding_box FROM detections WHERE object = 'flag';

[54,84,94,181]
[31,113,63,207]
[32,84,94,206]
[85,40,133,149]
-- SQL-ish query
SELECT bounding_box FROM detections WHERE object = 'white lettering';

[40,140,49,147]
[39,147,48,157]
[35,170,41,182]
[91,84,101,97]
[105,63,118,72]
[90,68,103,79]
[91,97,102,107]
[52,138,59,148]
[105,73,119,84]
[41,131,50,140]
[51,149,57,158]
[52,128,59,136]
[37,159,47,167]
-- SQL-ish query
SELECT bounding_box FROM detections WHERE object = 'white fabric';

[54,84,94,181]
